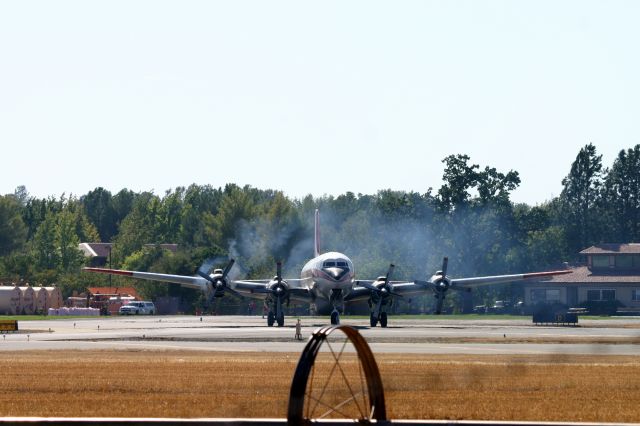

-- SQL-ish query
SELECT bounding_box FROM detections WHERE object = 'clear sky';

[1,1,638,204]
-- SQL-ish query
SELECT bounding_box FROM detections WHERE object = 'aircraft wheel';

[267,312,275,327]
[277,314,285,327]
[369,313,378,327]
[330,311,340,325]
[380,312,388,328]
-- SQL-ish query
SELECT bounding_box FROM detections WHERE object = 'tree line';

[1,143,639,312]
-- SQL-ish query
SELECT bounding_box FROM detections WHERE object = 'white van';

[119,301,155,315]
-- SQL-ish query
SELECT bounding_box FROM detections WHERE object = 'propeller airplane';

[83,210,572,327]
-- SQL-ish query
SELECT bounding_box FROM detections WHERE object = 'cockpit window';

[323,260,349,269]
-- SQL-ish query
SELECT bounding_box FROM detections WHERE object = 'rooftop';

[79,242,113,258]
[536,266,640,283]
[580,243,640,255]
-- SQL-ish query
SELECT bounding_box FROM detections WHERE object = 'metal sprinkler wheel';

[287,325,387,424]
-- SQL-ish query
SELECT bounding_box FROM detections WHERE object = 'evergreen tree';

[560,143,604,253]
[603,144,640,241]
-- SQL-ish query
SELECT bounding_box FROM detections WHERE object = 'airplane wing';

[232,280,273,297]
[347,270,573,301]
[450,270,573,288]
[411,269,573,292]
[84,267,312,300]
[83,267,207,291]
[344,285,370,302]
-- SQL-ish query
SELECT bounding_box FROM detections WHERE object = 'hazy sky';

[1,1,638,204]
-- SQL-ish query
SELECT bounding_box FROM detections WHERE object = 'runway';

[1,315,639,355]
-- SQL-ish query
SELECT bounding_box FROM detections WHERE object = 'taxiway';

[1,315,639,355]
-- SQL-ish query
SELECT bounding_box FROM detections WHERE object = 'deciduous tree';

[0,195,27,256]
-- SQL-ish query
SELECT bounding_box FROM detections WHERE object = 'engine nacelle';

[206,272,229,299]
[430,274,451,294]
[268,280,289,300]
[368,280,393,306]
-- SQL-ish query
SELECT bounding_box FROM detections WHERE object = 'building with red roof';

[524,243,640,312]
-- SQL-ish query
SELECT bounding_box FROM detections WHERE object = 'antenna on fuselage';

[314,209,321,258]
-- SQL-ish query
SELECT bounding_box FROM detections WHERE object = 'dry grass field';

[1,350,639,422]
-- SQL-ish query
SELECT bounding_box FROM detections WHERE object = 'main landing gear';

[267,310,285,327]
[369,311,388,328]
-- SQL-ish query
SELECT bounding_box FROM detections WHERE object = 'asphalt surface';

[1,315,639,355]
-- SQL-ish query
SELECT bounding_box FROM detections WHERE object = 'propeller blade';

[435,294,445,314]
[225,285,243,298]
[384,264,395,285]
[196,270,212,282]
[197,258,216,276]
[375,295,383,314]
[276,261,282,283]
[222,259,235,278]
[196,259,243,297]
[441,257,448,278]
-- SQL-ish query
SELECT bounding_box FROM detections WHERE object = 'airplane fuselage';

[300,251,355,314]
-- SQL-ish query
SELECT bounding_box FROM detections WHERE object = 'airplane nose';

[325,267,347,280]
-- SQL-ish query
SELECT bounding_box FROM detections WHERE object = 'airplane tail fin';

[314,209,321,258]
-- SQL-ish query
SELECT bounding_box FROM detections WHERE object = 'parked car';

[488,300,512,314]
[473,305,488,314]
[119,301,155,315]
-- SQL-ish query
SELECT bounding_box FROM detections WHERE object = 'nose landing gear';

[329,289,344,325]
[330,309,340,325]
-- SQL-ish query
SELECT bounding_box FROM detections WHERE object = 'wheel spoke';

[318,392,364,419]
[325,337,366,418]
[306,391,361,419]
[308,338,345,416]
[358,353,368,415]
